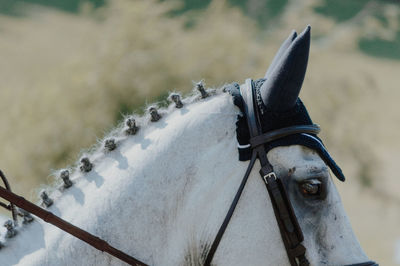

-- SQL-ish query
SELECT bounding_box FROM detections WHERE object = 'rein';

[0,171,18,226]
[0,171,147,266]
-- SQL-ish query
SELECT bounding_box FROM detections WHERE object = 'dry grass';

[0,0,399,264]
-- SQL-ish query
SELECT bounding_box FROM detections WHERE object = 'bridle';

[0,79,378,266]
[205,79,378,266]
[205,78,315,265]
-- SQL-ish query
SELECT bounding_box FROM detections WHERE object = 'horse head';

[223,25,375,265]
[0,26,376,266]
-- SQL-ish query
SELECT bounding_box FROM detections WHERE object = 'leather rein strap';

[205,79,320,266]
[0,178,147,266]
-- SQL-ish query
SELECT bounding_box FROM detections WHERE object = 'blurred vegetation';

[359,32,400,60]
[314,0,371,22]
[0,0,104,15]
[0,0,399,263]
[0,0,398,199]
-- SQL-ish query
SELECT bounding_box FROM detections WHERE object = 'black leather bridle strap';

[204,152,257,266]
[205,79,311,266]
[250,125,320,148]
[242,79,309,266]
[260,171,308,266]
[0,170,18,225]
[205,78,378,266]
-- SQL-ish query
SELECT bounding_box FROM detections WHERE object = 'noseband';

[205,79,378,266]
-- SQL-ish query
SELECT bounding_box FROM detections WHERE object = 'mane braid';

[0,79,228,249]
[37,81,223,213]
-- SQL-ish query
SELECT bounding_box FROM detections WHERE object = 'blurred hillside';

[0,0,399,264]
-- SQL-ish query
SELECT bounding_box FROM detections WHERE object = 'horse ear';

[260,25,311,112]
[264,30,297,79]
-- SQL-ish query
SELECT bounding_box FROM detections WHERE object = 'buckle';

[263,172,277,184]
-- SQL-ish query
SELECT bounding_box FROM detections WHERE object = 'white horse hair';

[0,87,371,265]
[0,24,376,265]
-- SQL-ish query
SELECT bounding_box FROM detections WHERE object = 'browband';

[250,124,321,148]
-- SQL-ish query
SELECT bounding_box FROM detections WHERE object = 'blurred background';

[0,0,399,264]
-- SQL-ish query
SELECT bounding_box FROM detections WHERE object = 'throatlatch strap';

[205,152,257,266]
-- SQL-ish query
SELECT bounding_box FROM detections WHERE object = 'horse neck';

[0,92,287,265]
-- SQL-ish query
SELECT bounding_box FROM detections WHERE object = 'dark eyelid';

[295,175,327,184]
[304,179,321,185]
[297,176,328,200]
[293,166,329,181]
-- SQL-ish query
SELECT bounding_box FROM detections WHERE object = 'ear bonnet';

[228,26,345,181]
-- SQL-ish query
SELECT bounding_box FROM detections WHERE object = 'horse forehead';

[267,145,326,170]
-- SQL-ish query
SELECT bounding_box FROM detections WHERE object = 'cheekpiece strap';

[240,79,310,266]
[205,79,313,266]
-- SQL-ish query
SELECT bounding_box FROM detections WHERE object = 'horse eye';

[300,179,321,196]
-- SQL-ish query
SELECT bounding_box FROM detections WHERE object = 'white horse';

[0,26,375,266]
